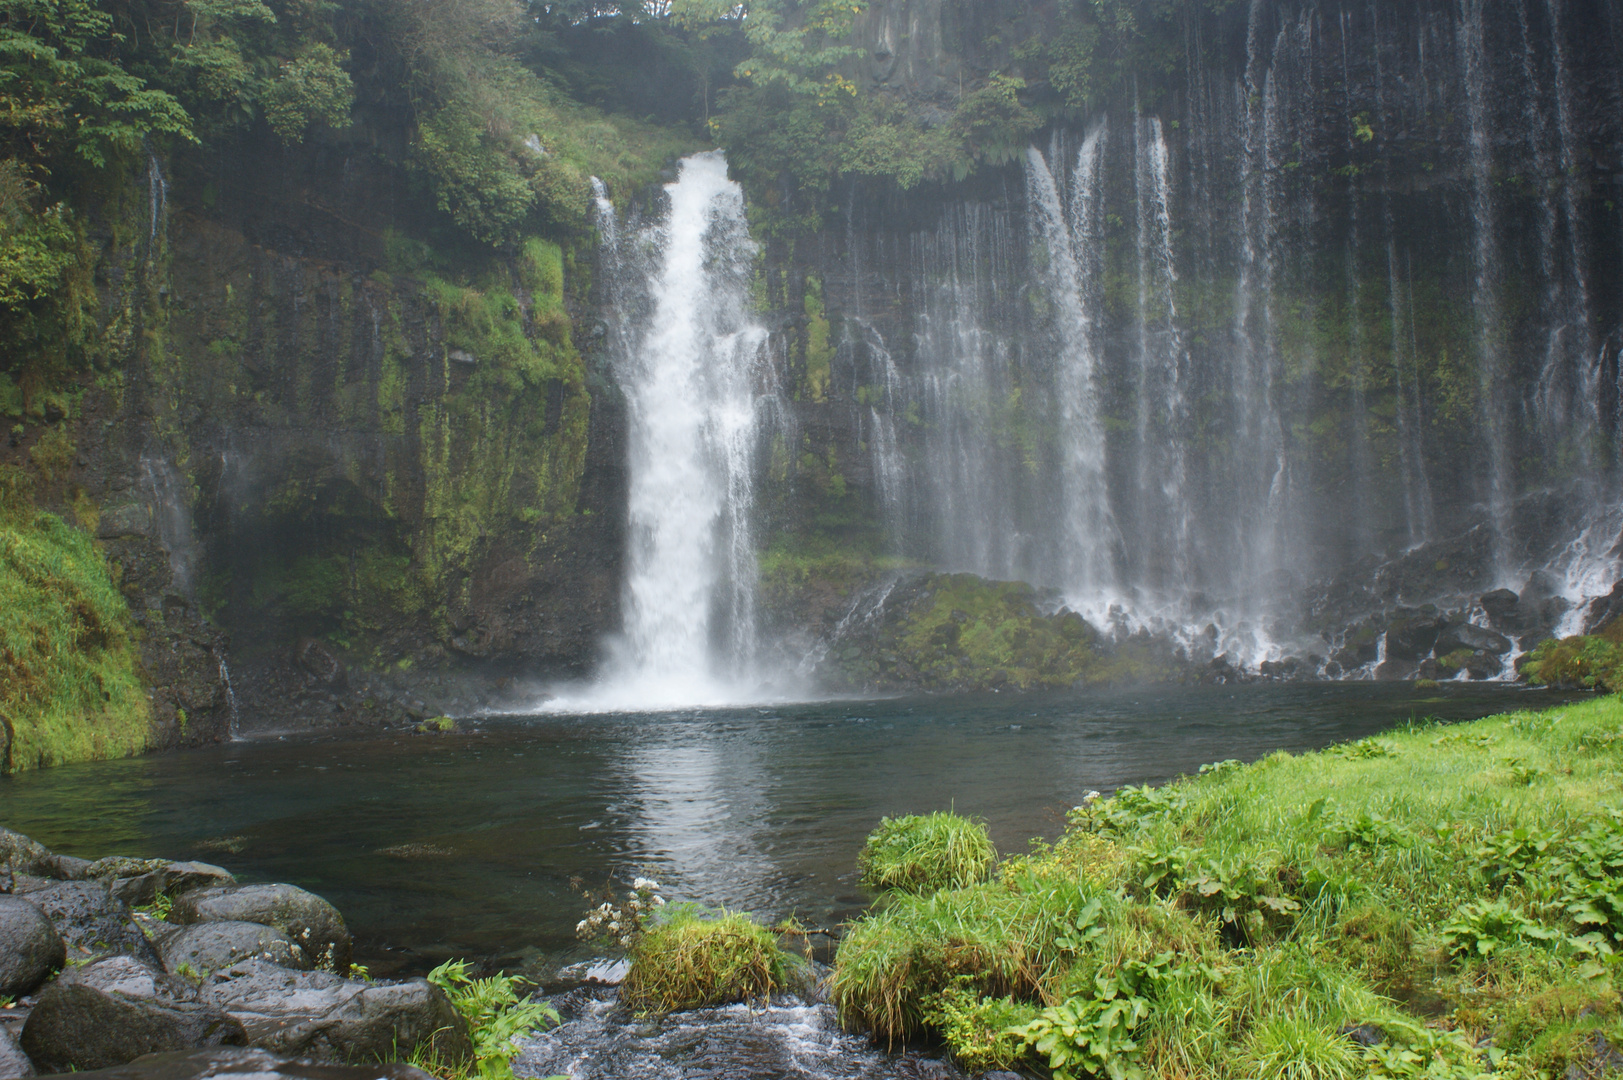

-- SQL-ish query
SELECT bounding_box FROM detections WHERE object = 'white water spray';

[560,153,773,710]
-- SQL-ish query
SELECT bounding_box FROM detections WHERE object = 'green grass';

[832,695,1623,1079]
[0,466,149,772]
[857,811,998,895]
[621,908,795,1016]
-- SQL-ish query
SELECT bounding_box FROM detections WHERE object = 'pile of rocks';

[0,827,469,1077]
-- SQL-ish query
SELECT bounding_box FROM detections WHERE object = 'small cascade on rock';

[145,151,168,257]
[217,652,242,740]
[140,456,197,594]
[566,153,775,709]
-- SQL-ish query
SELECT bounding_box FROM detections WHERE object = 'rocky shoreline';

[0,828,464,1077]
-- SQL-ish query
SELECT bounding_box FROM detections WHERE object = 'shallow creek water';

[0,684,1586,1077]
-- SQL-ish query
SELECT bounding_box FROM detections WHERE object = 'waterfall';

[1131,113,1191,597]
[571,153,773,709]
[1460,0,1512,577]
[1023,135,1116,607]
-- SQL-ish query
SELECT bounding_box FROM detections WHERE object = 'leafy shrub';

[621,907,791,1015]
[575,876,666,949]
[857,811,997,894]
[424,959,557,1080]
[1475,826,1560,888]
[1522,627,1623,691]
[1441,900,1561,957]
[922,980,1035,1072]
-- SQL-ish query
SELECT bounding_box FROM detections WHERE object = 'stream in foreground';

[0,683,1582,976]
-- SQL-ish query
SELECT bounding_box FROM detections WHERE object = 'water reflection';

[0,684,1585,969]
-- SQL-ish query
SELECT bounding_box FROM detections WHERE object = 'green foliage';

[1011,973,1151,1080]
[0,465,150,772]
[1522,621,1623,691]
[0,0,194,169]
[922,980,1035,1072]
[261,43,353,144]
[1440,900,1561,958]
[857,811,998,895]
[426,959,558,1080]
[620,907,792,1015]
[832,697,1623,1079]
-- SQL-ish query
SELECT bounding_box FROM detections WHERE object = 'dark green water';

[0,684,1582,974]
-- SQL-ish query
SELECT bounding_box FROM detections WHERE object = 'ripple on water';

[515,991,963,1080]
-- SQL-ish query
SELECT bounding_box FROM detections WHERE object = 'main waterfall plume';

[562,153,776,709]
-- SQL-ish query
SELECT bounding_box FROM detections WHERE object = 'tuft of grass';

[0,466,150,772]
[1230,1016,1359,1080]
[620,907,793,1016]
[857,810,998,895]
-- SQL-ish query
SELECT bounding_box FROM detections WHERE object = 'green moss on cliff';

[834,573,1189,693]
[0,467,150,772]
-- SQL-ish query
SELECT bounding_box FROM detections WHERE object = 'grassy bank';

[0,467,149,772]
[831,694,1623,1079]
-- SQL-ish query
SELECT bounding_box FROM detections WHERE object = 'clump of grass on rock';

[857,810,997,895]
[621,907,793,1016]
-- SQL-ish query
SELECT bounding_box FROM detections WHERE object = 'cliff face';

[743,0,1623,685]
[13,133,627,739]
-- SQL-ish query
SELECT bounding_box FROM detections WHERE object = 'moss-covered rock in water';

[0,467,150,772]
[1519,619,1623,691]
[825,573,1190,693]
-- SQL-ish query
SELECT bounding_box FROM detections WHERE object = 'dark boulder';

[1374,659,1415,682]
[19,956,246,1072]
[46,1046,433,1080]
[0,1023,33,1077]
[159,922,312,975]
[1384,611,1443,662]
[203,959,470,1064]
[0,897,64,998]
[17,880,162,967]
[1460,651,1504,679]
[1479,588,1520,626]
[1583,582,1623,635]
[171,885,350,973]
[1435,622,1512,657]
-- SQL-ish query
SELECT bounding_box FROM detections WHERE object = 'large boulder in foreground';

[50,1046,435,1080]
[172,885,350,972]
[16,880,162,967]
[0,896,64,998]
[158,921,313,975]
[203,959,471,1064]
[19,956,246,1072]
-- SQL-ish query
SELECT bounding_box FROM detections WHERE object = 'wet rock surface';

[16,879,163,967]
[43,1047,435,1080]
[0,896,64,998]
[172,885,351,972]
[202,959,470,1064]
[20,955,246,1072]
[159,921,312,975]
